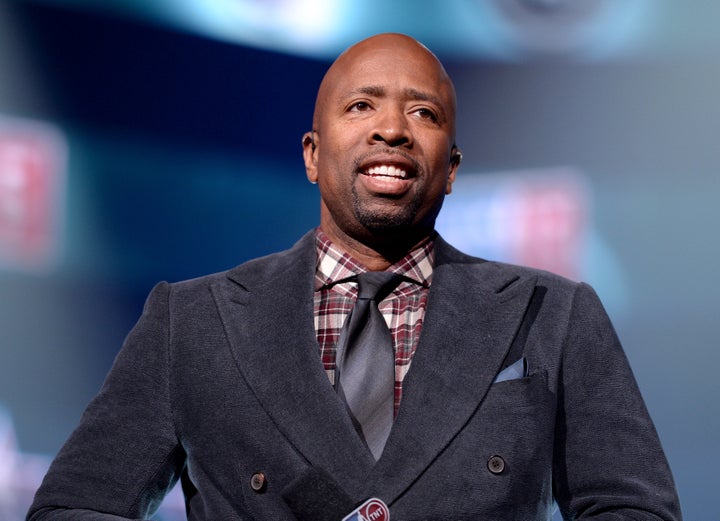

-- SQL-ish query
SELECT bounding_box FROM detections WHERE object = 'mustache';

[352,148,420,173]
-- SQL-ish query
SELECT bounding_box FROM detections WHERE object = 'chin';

[357,211,414,233]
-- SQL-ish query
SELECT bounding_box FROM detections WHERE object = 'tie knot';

[356,271,403,302]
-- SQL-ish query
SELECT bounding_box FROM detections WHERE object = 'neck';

[318,222,433,271]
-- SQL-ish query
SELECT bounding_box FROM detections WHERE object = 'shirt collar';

[314,228,434,290]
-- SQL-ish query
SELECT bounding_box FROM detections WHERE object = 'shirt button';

[487,455,505,474]
[250,472,267,492]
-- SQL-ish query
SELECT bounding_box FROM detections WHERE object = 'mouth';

[357,159,417,197]
[358,151,418,180]
[363,164,411,180]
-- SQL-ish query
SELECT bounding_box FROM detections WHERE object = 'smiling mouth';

[363,164,411,180]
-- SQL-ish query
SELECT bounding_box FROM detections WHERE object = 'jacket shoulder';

[436,234,582,294]
[166,230,316,295]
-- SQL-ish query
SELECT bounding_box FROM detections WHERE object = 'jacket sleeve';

[552,282,682,520]
[27,282,184,521]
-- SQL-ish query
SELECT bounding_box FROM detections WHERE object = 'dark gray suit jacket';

[28,231,682,520]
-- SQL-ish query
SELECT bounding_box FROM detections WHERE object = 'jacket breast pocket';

[482,371,552,411]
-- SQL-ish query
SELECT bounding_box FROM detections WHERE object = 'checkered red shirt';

[314,229,434,415]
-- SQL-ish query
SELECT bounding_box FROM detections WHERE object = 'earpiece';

[451,148,462,166]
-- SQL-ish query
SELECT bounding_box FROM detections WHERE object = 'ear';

[302,131,318,184]
[446,145,462,195]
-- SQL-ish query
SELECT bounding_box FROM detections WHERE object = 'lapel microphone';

[282,467,390,521]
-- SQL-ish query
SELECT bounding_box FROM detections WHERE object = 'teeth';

[366,165,407,179]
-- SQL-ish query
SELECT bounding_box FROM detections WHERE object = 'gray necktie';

[335,271,402,460]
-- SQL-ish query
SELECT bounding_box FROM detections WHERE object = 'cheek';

[317,166,353,209]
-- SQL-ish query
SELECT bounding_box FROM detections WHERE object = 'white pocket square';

[493,357,528,383]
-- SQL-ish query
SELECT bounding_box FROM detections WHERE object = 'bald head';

[302,33,462,267]
[313,33,457,137]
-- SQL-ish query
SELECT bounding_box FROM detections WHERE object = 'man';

[28,33,681,520]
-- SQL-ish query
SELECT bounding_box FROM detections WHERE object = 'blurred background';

[0,0,718,519]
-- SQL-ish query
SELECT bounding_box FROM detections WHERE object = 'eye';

[413,107,438,122]
[348,101,372,112]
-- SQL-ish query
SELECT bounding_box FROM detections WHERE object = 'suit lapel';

[210,233,375,493]
[208,232,537,502]
[368,240,537,504]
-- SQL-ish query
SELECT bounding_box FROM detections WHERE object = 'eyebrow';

[352,85,386,98]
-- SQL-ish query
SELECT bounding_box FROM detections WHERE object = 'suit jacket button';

[250,472,267,492]
[487,455,505,474]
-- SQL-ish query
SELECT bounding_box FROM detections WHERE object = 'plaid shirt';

[314,229,434,414]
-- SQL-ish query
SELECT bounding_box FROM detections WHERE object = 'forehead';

[322,42,454,107]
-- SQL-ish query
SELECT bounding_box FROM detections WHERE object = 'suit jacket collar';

[211,231,537,502]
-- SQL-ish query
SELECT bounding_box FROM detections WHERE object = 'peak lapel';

[369,248,537,504]
[210,234,375,492]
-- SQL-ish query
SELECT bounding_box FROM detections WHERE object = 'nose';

[369,107,412,147]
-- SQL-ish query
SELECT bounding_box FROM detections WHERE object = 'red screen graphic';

[0,118,66,270]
